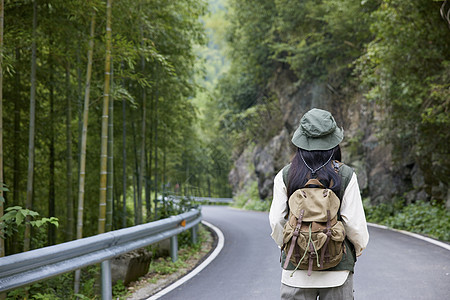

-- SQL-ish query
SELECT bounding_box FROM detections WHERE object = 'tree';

[98,0,112,234]
[0,0,4,259]
[106,58,114,232]
[76,8,95,242]
[23,0,37,252]
[121,86,127,228]
[0,0,212,263]
[65,62,74,241]
[358,0,450,200]
[74,8,96,295]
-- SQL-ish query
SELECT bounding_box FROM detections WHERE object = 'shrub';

[233,180,271,211]
[364,199,450,242]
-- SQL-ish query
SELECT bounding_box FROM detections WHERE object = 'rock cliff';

[228,68,431,205]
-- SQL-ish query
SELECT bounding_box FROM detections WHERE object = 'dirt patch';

[125,225,216,299]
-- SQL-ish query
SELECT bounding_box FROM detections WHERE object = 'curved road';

[159,206,450,300]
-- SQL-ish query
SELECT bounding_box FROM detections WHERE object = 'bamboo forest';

[0,0,449,298]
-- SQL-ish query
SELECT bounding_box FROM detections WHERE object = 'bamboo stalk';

[98,0,113,234]
[24,0,38,252]
[74,10,96,295]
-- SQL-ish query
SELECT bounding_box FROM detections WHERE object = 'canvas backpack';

[281,162,347,276]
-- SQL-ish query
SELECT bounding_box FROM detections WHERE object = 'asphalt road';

[159,206,450,300]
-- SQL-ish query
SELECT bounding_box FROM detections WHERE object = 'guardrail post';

[101,260,112,300]
[191,224,198,244]
[170,235,178,262]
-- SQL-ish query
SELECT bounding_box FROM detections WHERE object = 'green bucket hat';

[291,108,344,151]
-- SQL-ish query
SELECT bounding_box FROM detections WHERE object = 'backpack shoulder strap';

[282,161,353,197]
[332,160,353,199]
[282,164,291,188]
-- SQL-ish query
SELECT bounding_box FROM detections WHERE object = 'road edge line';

[146,220,225,300]
[368,222,450,251]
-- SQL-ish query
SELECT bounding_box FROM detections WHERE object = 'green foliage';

[364,199,450,242]
[218,0,376,167]
[112,280,127,298]
[0,206,59,239]
[227,0,277,85]
[233,180,271,211]
[149,256,188,275]
[6,266,97,300]
[221,0,449,204]
[31,293,59,300]
[356,0,450,194]
[157,197,200,248]
[157,196,199,219]
[215,0,278,141]
[363,197,404,224]
[0,183,9,203]
[148,225,209,276]
[272,0,375,82]
[1,0,229,252]
[243,199,272,212]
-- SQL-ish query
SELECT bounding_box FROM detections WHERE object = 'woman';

[269,108,369,300]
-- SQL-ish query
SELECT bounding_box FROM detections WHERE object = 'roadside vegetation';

[114,223,213,300]
[232,181,271,212]
[364,199,450,242]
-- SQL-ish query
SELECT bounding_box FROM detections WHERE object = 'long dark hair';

[287,145,342,198]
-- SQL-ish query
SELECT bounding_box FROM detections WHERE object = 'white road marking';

[368,223,450,251]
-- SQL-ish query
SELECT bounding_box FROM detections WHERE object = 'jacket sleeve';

[340,173,369,256]
[269,170,289,248]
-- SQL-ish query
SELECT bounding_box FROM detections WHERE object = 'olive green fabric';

[280,162,356,273]
[291,108,344,151]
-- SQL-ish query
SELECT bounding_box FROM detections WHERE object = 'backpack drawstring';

[290,223,320,277]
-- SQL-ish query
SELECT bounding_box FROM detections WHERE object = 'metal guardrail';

[158,195,233,204]
[0,208,201,299]
[191,196,233,204]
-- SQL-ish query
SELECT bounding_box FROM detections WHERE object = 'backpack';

[281,163,346,276]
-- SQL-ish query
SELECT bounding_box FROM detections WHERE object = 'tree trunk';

[11,48,21,255]
[133,171,137,225]
[106,59,114,232]
[65,63,74,241]
[74,10,96,295]
[98,0,112,234]
[153,93,158,219]
[47,37,56,246]
[76,39,83,175]
[162,130,166,198]
[122,94,127,228]
[145,143,151,221]
[131,119,140,224]
[76,10,95,242]
[24,0,38,252]
[0,0,4,259]
[208,177,211,197]
[139,49,147,222]
[146,93,153,222]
